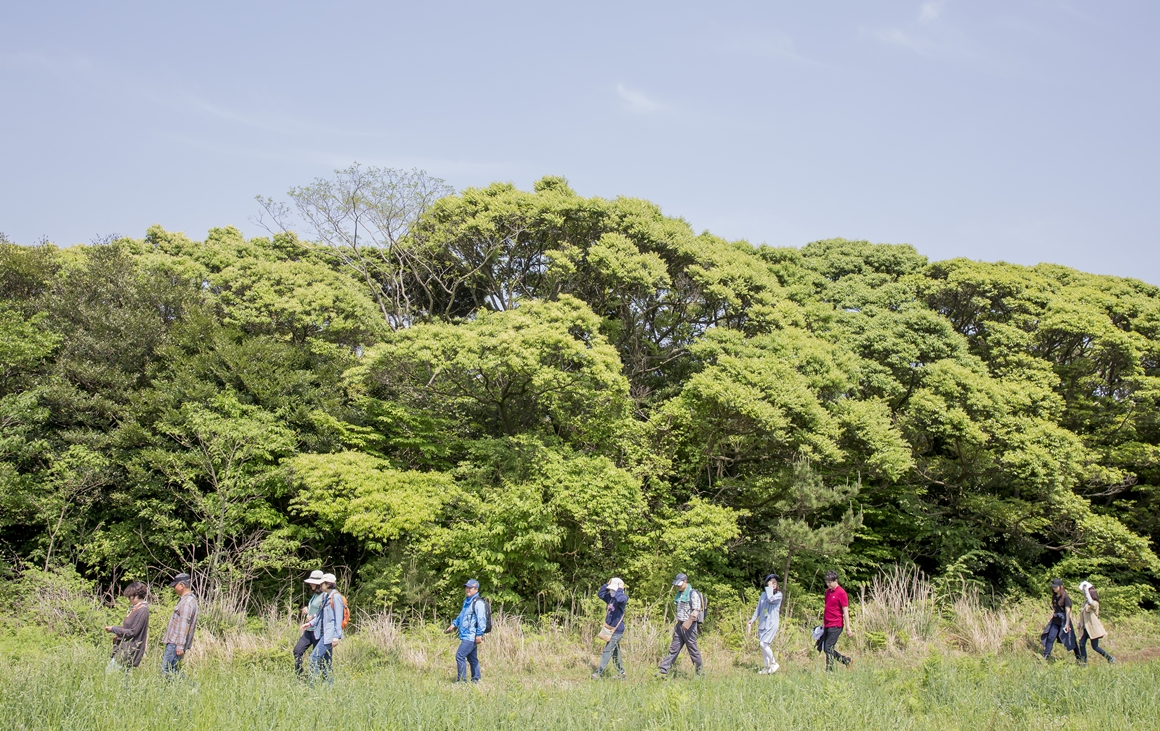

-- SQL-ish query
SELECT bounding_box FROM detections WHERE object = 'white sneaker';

[770,662,780,673]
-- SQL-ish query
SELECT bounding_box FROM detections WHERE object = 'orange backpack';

[328,593,350,629]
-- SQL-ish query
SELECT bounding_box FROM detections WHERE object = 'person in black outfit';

[1041,578,1080,662]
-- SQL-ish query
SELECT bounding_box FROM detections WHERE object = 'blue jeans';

[310,641,334,684]
[161,643,183,676]
[455,639,480,682]
[597,630,625,676]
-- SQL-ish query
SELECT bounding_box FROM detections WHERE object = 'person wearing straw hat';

[592,577,628,679]
[293,570,326,677]
[303,573,344,684]
[747,573,783,674]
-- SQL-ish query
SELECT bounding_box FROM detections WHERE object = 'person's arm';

[172,604,192,656]
[842,599,854,637]
[330,596,344,644]
[597,584,610,603]
[1063,599,1073,633]
[748,599,760,626]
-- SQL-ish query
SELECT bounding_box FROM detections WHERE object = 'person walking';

[657,573,705,678]
[1041,578,1080,662]
[747,573,783,674]
[445,579,488,683]
[160,572,198,677]
[592,577,628,679]
[104,580,149,671]
[820,570,853,671]
[293,570,326,677]
[304,573,344,684]
[1077,581,1115,665]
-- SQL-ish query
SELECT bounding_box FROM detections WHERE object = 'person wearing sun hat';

[303,572,345,684]
[292,570,326,677]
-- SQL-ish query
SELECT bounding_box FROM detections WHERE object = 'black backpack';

[471,595,493,634]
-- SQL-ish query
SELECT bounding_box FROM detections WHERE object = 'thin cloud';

[616,84,666,114]
[919,1,945,23]
[718,29,819,66]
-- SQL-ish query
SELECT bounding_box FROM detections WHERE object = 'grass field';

[2,638,1155,730]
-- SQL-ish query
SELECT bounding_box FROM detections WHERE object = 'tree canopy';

[2,171,1158,614]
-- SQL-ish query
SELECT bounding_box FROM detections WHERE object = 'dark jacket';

[597,584,628,633]
[111,602,150,667]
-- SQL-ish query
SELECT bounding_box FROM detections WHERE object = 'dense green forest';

[2,168,1159,616]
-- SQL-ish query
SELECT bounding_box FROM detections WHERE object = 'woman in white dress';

[747,573,784,674]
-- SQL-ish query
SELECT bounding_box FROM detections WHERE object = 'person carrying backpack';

[303,573,345,684]
[657,573,705,678]
[445,578,489,683]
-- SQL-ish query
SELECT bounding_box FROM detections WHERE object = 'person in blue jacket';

[445,579,488,682]
[593,578,628,679]
[302,573,344,684]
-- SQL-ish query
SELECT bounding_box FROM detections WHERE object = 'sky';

[2,1,1158,283]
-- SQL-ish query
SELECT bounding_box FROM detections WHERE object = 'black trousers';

[1078,632,1113,663]
[822,626,849,670]
[293,630,320,675]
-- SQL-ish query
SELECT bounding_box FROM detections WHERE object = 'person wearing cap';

[1041,578,1080,662]
[303,573,344,683]
[445,579,487,683]
[747,573,783,674]
[592,577,628,679]
[293,570,327,677]
[160,572,198,676]
[657,573,705,678]
[1077,581,1115,665]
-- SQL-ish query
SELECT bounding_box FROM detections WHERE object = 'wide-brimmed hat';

[304,570,324,585]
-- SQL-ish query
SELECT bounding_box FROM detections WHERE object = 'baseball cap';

[672,573,688,586]
[167,572,192,588]
[1051,578,1063,587]
[304,570,324,585]
[464,579,480,589]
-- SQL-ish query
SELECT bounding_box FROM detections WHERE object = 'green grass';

[0,644,1154,730]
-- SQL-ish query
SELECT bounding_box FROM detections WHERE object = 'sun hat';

[320,573,337,584]
[304,570,324,585]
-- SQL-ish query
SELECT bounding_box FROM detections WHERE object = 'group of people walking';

[102,568,1116,681]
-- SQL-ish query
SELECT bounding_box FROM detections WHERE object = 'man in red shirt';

[821,570,853,670]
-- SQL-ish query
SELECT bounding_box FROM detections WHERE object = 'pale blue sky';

[2,1,1157,283]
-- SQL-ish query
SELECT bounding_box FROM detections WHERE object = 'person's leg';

[455,639,473,681]
[1043,623,1060,660]
[293,632,315,676]
[308,639,325,683]
[685,623,703,673]
[760,642,774,670]
[161,643,180,677]
[823,628,845,670]
[1090,638,1115,662]
[657,623,685,675]
[317,643,334,684]
[597,632,621,675]
[1078,631,1089,663]
[466,642,481,682]
[611,633,625,676]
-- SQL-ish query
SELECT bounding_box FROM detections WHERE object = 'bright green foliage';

[1,173,1159,615]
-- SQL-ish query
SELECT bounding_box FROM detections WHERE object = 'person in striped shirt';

[161,573,199,676]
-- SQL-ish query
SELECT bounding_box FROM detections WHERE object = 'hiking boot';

[843,657,852,670]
